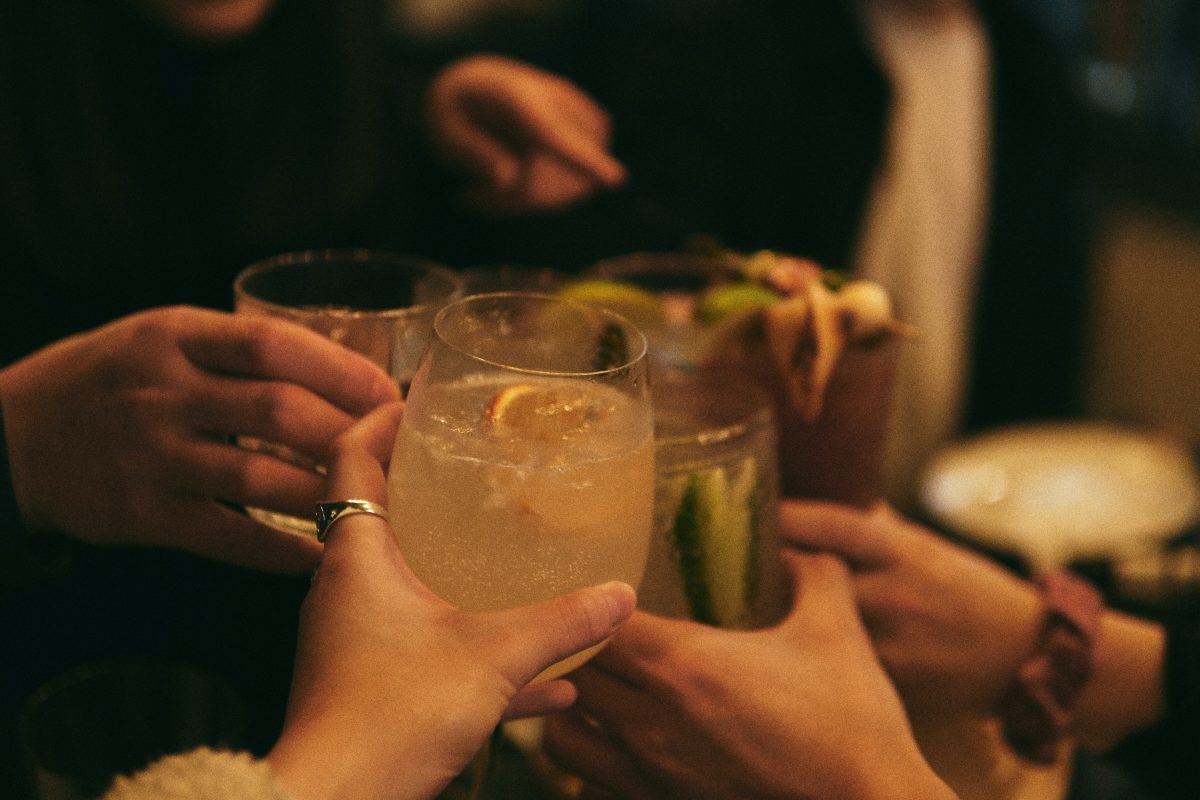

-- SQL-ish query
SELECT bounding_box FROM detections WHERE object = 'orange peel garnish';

[483,383,596,439]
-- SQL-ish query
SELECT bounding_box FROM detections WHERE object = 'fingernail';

[600,580,637,627]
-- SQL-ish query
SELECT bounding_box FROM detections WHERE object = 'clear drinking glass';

[388,292,654,799]
[233,249,464,534]
[586,251,745,370]
[388,292,654,669]
[641,367,787,629]
[233,249,464,391]
[585,251,901,506]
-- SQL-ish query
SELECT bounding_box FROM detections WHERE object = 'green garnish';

[593,322,629,371]
[694,283,778,325]
[820,269,848,292]
[670,458,761,628]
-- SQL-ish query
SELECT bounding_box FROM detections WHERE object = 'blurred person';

[0,0,622,794]
[100,404,638,800]
[420,0,1095,510]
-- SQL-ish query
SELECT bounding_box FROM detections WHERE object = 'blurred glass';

[234,249,463,390]
[20,660,246,800]
[459,265,569,295]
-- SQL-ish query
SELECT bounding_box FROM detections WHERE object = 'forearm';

[1073,610,1166,752]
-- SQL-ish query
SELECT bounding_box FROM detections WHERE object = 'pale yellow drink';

[388,375,654,678]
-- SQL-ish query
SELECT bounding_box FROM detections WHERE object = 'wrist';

[1074,610,1166,750]
[999,570,1103,763]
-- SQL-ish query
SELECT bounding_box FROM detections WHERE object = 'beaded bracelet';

[999,570,1104,764]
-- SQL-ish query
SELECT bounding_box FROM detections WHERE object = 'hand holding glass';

[387,293,654,679]
[232,249,463,534]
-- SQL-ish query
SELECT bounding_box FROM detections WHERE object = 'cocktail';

[581,249,908,506]
[387,292,655,676]
[388,292,654,798]
[642,367,786,629]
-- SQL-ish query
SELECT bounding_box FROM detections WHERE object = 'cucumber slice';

[670,457,760,627]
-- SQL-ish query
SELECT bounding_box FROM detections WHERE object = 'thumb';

[488,581,637,686]
[774,549,860,633]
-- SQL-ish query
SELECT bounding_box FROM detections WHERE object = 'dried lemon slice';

[484,383,597,439]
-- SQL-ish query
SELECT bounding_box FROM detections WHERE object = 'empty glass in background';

[234,249,464,391]
[233,248,464,535]
[459,265,569,295]
[19,659,246,800]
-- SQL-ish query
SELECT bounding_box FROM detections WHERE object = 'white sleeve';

[103,747,295,800]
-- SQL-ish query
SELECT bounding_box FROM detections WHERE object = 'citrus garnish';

[558,280,664,331]
[484,383,599,440]
[694,282,778,325]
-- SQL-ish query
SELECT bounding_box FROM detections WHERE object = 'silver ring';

[314,499,389,542]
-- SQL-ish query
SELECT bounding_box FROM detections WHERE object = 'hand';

[267,404,637,800]
[0,306,399,573]
[778,500,1043,720]
[544,551,956,800]
[424,54,627,214]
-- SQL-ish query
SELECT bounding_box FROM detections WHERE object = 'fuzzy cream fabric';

[104,748,294,800]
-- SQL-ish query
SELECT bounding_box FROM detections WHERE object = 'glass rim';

[651,368,775,448]
[587,250,745,281]
[233,248,464,320]
[432,291,650,377]
[654,400,775,449]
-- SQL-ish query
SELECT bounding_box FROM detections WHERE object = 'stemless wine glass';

[232,249,463,535]
[387,292,654,797]
[389,292,654,663]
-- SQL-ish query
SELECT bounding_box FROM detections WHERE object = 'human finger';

[179,312,399,415]
[324,402,403,504]
[473,157,605,215]
[562,662,655,740]
[502,679,578,720]
[187,376,359,464]
[544,710,651,800]
[153,496,322,573]
[519,108,626,188]
[585,610,698,688]
[156,437,325,519]
[436,111,523,191]
[483,581,636,687]
[775,549,876,645]
[777,498,892,566]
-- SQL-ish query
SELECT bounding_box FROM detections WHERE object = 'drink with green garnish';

[578,249,908,507]
[641,368,786,629]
